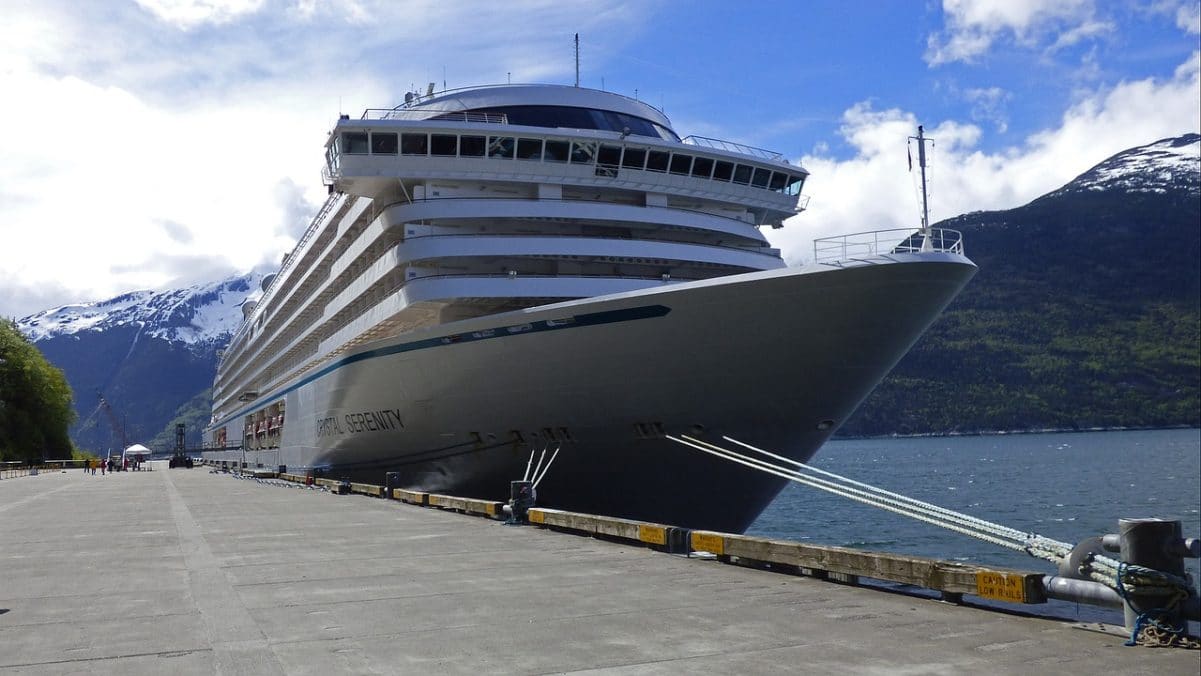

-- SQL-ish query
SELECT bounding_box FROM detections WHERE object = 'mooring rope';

[667,434,1191,616]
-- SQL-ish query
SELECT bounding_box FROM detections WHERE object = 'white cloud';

[0,0,1193,320]
[1179,3,1201,34]
[134,0,266,29]
[1049,19,1114,50]
[0,67,341,316]
[769,52,1201,263]
[927,0,1113,65]
[0,1,651,318]
[963,86,1011,132]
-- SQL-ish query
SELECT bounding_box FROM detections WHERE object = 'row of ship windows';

[335,131,805,196]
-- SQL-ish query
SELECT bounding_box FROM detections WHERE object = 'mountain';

[16,274,264,454]
[838,134,1200,436]
[15,135,1200,453]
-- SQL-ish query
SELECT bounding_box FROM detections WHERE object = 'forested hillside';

[839,135,1200,436]
[0,319,75,461]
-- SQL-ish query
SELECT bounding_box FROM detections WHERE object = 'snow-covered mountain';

[15,272,266,453]
[1049,133,1200,197]
[17,273,264,345]
[15,133,1200,450]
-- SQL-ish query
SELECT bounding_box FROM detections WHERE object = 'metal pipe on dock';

[1041,575,1124,608]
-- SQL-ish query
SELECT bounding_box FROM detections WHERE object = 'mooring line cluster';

[523,441,561,489]
[668,434,1127,586]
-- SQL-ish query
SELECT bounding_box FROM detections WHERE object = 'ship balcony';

[377,198,771,246]
[812,228,965,265]
[317,235,780,324]
[397,234,783,270]
[313,272,695,358]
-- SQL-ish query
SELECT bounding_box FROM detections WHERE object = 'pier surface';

[2,470,1197,675]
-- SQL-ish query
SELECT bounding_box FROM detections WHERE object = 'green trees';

[0,319,75,462]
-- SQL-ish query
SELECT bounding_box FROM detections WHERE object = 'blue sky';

[1,0,1198,318]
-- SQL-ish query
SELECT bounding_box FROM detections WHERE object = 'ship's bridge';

[402,84,678,139]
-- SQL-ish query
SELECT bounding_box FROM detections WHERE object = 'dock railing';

[813,227,964,265]
[1,459,94,478]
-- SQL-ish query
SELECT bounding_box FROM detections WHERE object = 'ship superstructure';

[205,84,974,532]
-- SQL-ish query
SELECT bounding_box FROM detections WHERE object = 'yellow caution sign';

[976,571,1028,603]
[638,524,667,546]
[691,531,725,556]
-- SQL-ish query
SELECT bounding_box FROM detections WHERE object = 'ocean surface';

[747,428,1201,625]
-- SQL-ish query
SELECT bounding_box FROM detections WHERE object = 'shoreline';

[833,423,1199,441]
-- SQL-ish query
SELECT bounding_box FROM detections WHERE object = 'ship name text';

[317,409,405,438]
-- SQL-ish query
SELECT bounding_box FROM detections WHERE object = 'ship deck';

[1,469,1195,674]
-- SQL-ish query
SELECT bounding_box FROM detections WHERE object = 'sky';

[1,0,1198,319]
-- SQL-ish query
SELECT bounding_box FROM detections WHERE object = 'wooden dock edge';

[220,462,1047,605]
[528,508,1046,605]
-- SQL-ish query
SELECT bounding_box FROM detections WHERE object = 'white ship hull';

[205,252,974,532]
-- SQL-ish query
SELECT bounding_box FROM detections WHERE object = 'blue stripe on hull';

[212,304,671,428]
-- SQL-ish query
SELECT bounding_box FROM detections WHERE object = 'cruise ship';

[203,83,975,533]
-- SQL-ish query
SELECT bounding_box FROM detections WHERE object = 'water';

[747,428,1201,626]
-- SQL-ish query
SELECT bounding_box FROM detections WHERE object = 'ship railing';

[360,109,509,124]
[381,82,666,113]
[400,231,781,258]
[222,193,346,359]
[407,271,709,284]
[680,135,786,163]
[372,195,785,231]
[812,228,964,265]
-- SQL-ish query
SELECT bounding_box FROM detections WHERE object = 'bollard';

[385,472,400,497]
[666,527,692,555]
[1117,518,1189,635]
[508,480,535,524]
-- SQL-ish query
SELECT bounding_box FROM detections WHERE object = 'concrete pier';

[1,470,1197,674]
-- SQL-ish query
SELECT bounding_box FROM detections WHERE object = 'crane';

[95,390,127,453]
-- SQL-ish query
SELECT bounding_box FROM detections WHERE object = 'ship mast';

[574,33,580,87]
[910,125,933,251]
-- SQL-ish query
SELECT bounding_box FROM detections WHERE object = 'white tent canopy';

[122,444,151,459]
